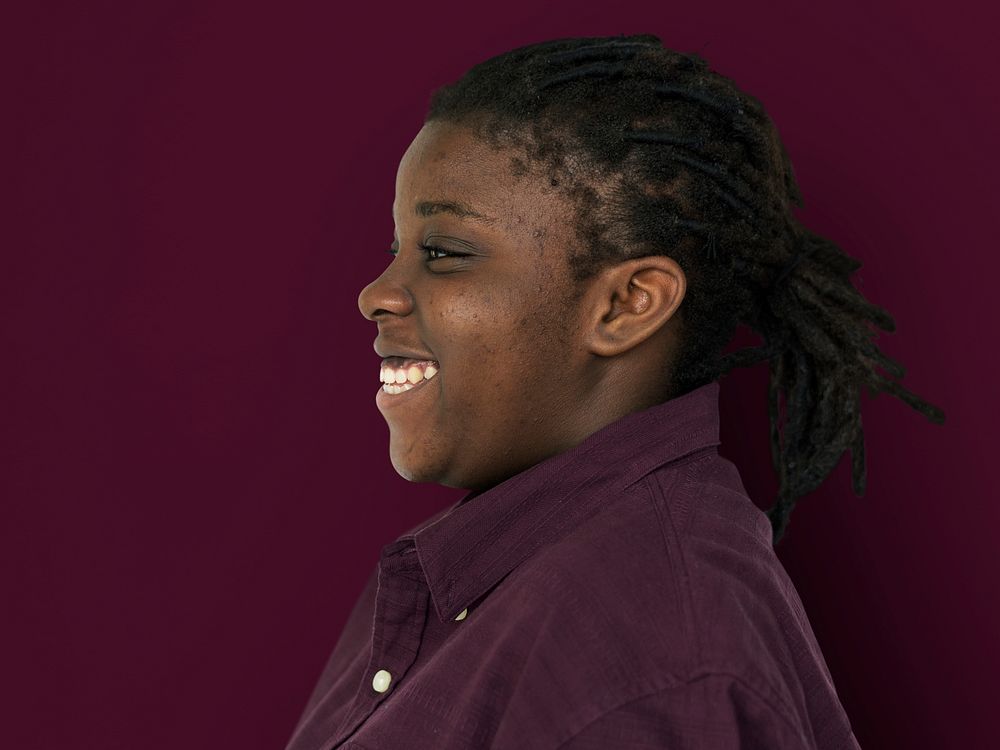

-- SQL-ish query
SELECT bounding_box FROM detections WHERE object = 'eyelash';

[386,244,467,261]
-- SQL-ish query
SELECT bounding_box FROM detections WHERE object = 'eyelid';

[385,243,470,260]
[420,244,468,261]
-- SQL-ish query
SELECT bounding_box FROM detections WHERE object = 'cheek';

[432,273,574,394]
[513,273,577,355]
[433,290,500,363]
[498,295,578,392]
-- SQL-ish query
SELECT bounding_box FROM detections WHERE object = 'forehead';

[392,121,572,233]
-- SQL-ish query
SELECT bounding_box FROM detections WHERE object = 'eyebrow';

[413,200,498,225]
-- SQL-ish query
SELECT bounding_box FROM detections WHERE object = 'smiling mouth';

[379,358,439,395]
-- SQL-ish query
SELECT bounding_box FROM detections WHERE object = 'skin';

[357,120,688,492]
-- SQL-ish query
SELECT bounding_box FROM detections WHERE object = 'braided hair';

[424,34,945,545]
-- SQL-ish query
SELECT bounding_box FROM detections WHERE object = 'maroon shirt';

[286,382,861,749]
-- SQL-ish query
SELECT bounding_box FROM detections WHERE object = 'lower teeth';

[382,382,417,395]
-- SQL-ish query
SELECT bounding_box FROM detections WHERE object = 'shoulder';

[499,450,805,713]
[555,671,825,750]
[516,449,782,659]
[486,450,856,748]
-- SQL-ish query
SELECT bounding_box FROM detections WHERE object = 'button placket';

[329,542,430,748]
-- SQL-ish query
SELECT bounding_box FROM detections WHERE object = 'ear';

[580,255,686,358]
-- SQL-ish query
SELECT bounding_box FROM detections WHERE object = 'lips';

[373,338,436,364]
[373,338,439,407]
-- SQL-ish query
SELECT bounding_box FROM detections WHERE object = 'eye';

[420,244,467,261]
[384,244,470,262]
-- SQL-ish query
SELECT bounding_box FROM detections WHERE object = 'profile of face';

[357,120,685,491]
[356,120,583,490]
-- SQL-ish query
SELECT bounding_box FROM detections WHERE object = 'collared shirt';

[286,382,861,749]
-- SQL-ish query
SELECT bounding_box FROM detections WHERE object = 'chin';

[390,449,479,490]
[390,448,447,485]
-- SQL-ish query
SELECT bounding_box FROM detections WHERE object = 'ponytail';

[725,226,945,544]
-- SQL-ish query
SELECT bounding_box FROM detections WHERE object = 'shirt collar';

[395,381,723,623]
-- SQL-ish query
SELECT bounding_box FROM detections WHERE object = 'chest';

[287,568,609,750]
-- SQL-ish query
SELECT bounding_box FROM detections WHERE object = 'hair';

[423,34,945,545]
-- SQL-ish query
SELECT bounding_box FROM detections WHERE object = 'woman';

[286,34,943,749]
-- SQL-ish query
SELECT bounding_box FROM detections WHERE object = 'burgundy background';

[3,2,995,748]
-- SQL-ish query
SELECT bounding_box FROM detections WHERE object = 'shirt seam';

[553,670,806,749]
[632,453,807,740]
[637,450,716,670]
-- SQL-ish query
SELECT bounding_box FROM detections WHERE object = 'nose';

[358,261,415,321]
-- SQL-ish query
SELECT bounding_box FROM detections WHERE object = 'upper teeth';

[380,361,438,392]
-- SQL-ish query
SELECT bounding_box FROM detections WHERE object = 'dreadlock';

[424,34,945,545]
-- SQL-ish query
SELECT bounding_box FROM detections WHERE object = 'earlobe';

[586,257,685,358]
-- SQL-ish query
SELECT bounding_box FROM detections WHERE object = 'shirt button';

[372,669,392,693]
[454,608,468,621]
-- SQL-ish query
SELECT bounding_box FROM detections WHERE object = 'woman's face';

[357,120,596,490]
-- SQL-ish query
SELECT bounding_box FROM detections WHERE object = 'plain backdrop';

[3,1,996,748]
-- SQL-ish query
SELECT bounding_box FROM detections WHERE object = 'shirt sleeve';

[556,672,845,750]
